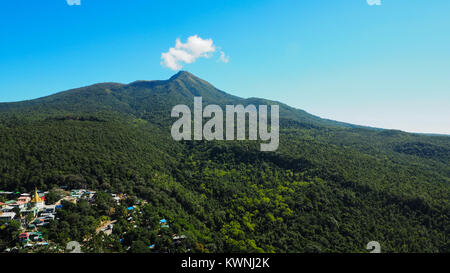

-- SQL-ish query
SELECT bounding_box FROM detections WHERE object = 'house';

[33,217,50,227]
[19,233,30,243]
[88,192,96,201]
[20,206,39,217]
[10,203,25,209]
[1,205,14,213]
[18,232,44,243]
[20,193,31,199]
[28,232,43,242]
[12,197,30,209]
[160,219,169,229]
[17,196,31,204]
[33,217,50,225]
[42,205,56,214]
[40,213,55,220]
[173,235,187,240]
[159,219,170,228]
[0,212,16,221]
[70,189,85,199]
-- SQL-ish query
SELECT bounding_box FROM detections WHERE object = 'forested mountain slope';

[0,71,449,252]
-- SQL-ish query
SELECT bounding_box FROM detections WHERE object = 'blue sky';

[0,0,449,134]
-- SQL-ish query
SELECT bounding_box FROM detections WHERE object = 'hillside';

[0,71,449,253]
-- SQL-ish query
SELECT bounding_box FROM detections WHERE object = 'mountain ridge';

[0,71,377,131]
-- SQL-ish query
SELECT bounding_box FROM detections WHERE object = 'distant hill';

[0,71,449,253]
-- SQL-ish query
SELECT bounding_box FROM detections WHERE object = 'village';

[0,187,188,253]
[0,188,96,250]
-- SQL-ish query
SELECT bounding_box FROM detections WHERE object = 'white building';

[0,212,16,221]
[1,206,14,213]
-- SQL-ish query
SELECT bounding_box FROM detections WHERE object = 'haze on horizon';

[0,0,449,135]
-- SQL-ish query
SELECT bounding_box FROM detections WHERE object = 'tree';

[45,188,64,205]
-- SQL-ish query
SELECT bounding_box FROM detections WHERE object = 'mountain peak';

[169,70,196,81]
[167,71,217,92]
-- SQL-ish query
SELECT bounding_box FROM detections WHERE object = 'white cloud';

[367,0,381,6]
[161,35,228,70]
[67,0,81,6]
[219,51,230,63]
